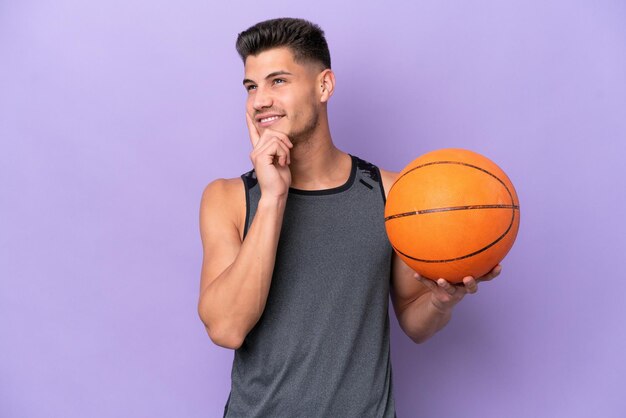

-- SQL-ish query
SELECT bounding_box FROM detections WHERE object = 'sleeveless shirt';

[224,154,396,418]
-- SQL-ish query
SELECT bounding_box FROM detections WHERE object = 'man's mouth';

[257,114,284,127]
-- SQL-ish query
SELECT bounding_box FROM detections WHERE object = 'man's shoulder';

[200,176,246,228]
[349,153,400,197]
[374,166,400,198]
[199,176,247,239]
[201,176,245,202]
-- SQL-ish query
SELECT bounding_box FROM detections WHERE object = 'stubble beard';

[288,108,320,148]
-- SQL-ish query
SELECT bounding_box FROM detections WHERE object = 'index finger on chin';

[246,113,260,147]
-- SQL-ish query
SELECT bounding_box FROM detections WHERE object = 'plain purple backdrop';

[1,1,625,417]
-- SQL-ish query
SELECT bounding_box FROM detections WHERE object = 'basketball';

[384,148,520,283]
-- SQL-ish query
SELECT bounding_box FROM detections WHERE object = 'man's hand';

[246,113,293,199]
[414,264,503,314]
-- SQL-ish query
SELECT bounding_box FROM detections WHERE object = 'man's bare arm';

[198,115,293,349]
[390,254,502,343]
[197,178,286,349]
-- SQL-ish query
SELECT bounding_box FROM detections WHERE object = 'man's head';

[236,18,331,71]
[237,18,335,144]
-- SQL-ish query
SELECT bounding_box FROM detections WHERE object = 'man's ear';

[318,69,335,103]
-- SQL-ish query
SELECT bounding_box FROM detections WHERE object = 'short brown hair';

[236,18,331,69]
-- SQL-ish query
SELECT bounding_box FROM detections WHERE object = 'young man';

[198,18,501,417]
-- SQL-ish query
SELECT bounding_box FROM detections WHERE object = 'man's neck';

[288,137,351,191]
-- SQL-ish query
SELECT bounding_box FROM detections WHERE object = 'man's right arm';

[197,178,287,349]
[198,114,293,350]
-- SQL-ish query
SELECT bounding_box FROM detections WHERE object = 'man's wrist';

[258,194,288,207]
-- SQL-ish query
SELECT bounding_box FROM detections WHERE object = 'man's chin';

[262,124,291,138]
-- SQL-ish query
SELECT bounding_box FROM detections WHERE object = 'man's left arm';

[389,253,501,343]
[379,167,501,343]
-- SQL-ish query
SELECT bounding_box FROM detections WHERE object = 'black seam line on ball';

[389,161,519,209]
[387,160,520,263]
[390,208,518,263]
[384,204,520,221]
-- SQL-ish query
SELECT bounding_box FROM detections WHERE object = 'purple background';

[1,1,625,417]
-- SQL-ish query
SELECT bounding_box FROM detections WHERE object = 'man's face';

[243,47,323,142]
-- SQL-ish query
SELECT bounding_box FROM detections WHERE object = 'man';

[197,18,501,417]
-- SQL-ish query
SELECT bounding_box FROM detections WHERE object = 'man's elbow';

[408,332,434,345]
[399,320,438,344]
[202,322,244,350]
[210,328,244,350]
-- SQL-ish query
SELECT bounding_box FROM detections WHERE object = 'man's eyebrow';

[243,70,294,85]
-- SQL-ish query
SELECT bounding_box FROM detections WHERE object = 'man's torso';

[223,154,396,418]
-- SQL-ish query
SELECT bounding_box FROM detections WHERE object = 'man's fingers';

[462,276,478,294]
[477,264,502,283]
[256,135,292,165]
[276,145,289,166]
[436,278,460,295]
[414,273,438,292]
[249,124,294,152]
[269,131,293,149]
[415,274,464,296]
[253,138,291,167]
[246,113,261,146]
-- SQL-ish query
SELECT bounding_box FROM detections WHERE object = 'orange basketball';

[384,148,520,283]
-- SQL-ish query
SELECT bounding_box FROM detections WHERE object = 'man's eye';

[246,85,257,91]
[273,79,285,85]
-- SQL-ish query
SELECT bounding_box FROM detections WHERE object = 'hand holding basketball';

[415,264,503,312]
[246,113,293,199]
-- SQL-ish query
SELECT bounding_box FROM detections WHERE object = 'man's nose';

[252,85,273,110]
